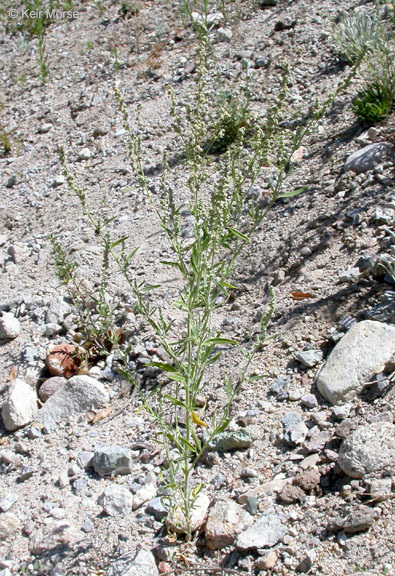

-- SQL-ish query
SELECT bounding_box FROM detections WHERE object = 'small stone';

[45,297,71,325]
[300,394,318,409]
[133,483,157,510]
[8,243,27,264]
[0,493,19,512]
[107,549,159,576]
[236,506,286,551]
[0,313,21,339]
[38,377,67,402]
[258,0,277,6]
[294,470,321,492]
[344,142,393,174]
[93,446,133,476]
[294,350,323,368]
[303,430,332,453]
[270,378,288,400]
[338,422,395,479]
[166,492,210,535]
[45,344,85,378]
[78,148,91,160]
[76,451,94,469]
[368,478,392,501]
[256,550,278,570]
[279,483,305,504]
[282,412,308,445]
[146,497,167,521]
[296,550,316,572]
[0,513,19,541]
[93,127,109,137]
[6,175,16,188]
[1,378,37,431]
[332,404,351,421]
[98,485,134,516]
[38,123,52,133]
[343,507,375,533]
[52,175,66,187]
[216,27,232,42]
[209,428,256,451]
[205,500,253,550]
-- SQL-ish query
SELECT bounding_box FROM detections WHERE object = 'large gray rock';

[98,485,134,516]
[344,142,393,173]
[205,499,253,549]
[209,428,256,451]
[36,375,109,431]
[316,321,395,405]
[338,422,395,479]
[236,506,286,551]
[107,549,159,576]
[93,446,133,477]
[1,379,38,431]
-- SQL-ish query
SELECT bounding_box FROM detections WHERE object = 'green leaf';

[164,394,186,408]
[277,186,306,199]
[219,280,238,290]
[248,374,267,381]
[111,235,129,248]
[203,337,238,346]
[227,226,249,242]
[149,361,178,373]
[167,373,187,384]
[141,283,161,291]
[178,435,197,454]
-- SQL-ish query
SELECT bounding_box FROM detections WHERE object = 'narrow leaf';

[111,235,129,248]
[227,226,249,242]
[277,186,306,199]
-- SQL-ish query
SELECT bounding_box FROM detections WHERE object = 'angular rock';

[107,549,159,576]
[344,142,393,174]
[1,379,38,431]
[38,377,67,402]
[338,422,395,479]
[236,506,286,551]
[279,483,305,504]
[316,321,395,405]
[133,484,157,510]
[98,485,134,516]
[256,550,278,571]
[343,507,375,533]
[146,497,167,521]
[296,550,316,573]
[294,470,321,492]
[209,428,256,451]
[0,313,21,339]
[45,297,71,325]
[282,412,308,445]
[294,350,323,368]
[0,492,19,512]
[166,492,210,535]
[93,446,133,477]
[36,375,109,432]
[205,500,253,550]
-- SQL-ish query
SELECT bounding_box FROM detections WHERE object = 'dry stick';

[160,567,242,575]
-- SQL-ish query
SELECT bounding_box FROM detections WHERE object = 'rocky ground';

[0,0,395,575]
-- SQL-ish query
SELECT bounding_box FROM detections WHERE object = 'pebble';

[296,550,316,572]
[236,506,286,551]
[0,513,19,541]
[146,497,167,521]
[209,428,256,451]
[98,485,134,516]
[1,378,38,431]
[0,492,19,512]
[279,483,305,504]
[205,499,253,550]
[339,422,395,479]
[132,483,157,510]
[78,147,92,160]
[0,313,21,339]
[294,349,323,368]
[294,470,320,492]
[93,446,133,477]
[166,492,210,535]
[300,394,318,408]
[38,123,53,133]
[343,507,375,533]
[38,377,66,402]
[282,412,308,445]
[45,344,85,379]
[256,550,278,570]
[107,549,159,576]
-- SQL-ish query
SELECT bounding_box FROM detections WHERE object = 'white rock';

[98,485,134,516]
[107,549,159,576]
[36,375,109,431]
[338,422,395,479]
[344,142,393,174]
[45,297,71,325]
[0,313,21,339]
[205,499,253,549]
[1,379,38,431]
[78,148,91,160]
[166,492,210,535]
[236,506,286,551]
[132,483,157,510]
[316,320,395,405]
